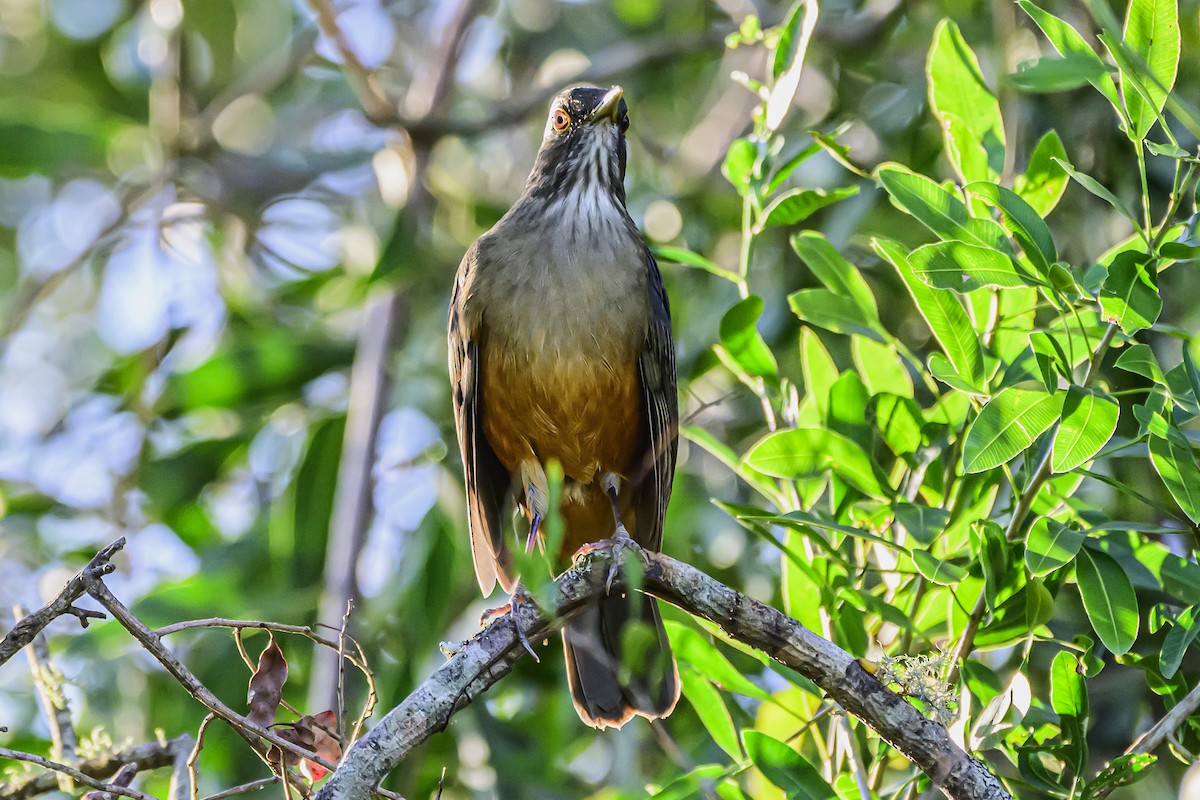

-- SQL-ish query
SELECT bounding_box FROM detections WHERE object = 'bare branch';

[1,736,198,800]
[0,538,124,667]
[304,0,393,123]
[315,547,1010,800]
[0,747,156,800]
[15,604,79,791]
[81,578,337,779]
[200,777,280,800]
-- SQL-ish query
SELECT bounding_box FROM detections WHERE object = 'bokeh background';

[1,0,1198,798]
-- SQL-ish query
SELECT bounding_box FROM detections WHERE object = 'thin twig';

[200,778,280,800]
[0,735,193,800]
[0,748,156,800]
[188,713,218,800]
[82,578,337,779]
[0,538,124,667]
[304,0,393,122]
[16,604,79,790]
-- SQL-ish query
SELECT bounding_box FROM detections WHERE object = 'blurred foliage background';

[1,0,1199,798]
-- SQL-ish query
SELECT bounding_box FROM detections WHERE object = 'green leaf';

[1052,386,1120,472]
[1121,0,1180,139]
[909,240,1030,291]
[723,137,758,194]
[852,337,913,398]
[1051,650,1088,719]
[756,187,858,230]
[666,622,773,702]
[962,388,1066,473]
[800,328,838,421]
[1099,251,1161,334]
[1014,130,1070,217]
[893,502,950,546]
[744,427,889,499]
[872,393,924,456]
[768,141,822,192]
[1159,605,1199,678]
[927,19,1005,182]
[766,0,818,132]
[1114,343,1165,383]
[875,164,1009,249]
[1081,753,1157,799]
[1077,546,1140,654]
[977,520,1011,611]
[1053,157,1140,225]
[652,246,740,283]
[1017,1,1126,123]
[912,549,969,585]
[1149,422,1200,524]
[966,181,1058,274]
[873,238,985,391]
[789,289,885,342]
[743,731,836,800]
[1009,54,1109,92]
[719,296,779,381]
[679,668,742,760]
[1026,517,1087,575]
[790,231,881,326]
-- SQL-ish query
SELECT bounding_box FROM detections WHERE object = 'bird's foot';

[480,587,540,662]
[572,524,648,594]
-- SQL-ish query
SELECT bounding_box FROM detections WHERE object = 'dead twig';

[0,538,124,667]
[0,747,156,800]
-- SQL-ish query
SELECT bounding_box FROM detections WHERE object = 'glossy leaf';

[962,388,1065,473]
[1099,252,1161,334]
[1052,386,1120,472]
[874,238,985,391]
[679,668,742,760]
[965,181,1057,274]
[756,186,857,230]
[1149,422,1200,524]
[719,296,779,381]
[790,231,881,326]
[653,246,740,283]
[1082,754,1157,799]
[912,549,969,584]
[1010,54,1108,92]
[909,240,1029,291]
[876,164,1009,249]
[927,20,1005,181]
[1121,0,1180,139]
[852,337,913,398]
[743,731,836,800]
[789,289,886,342]
[1026,517,1086,575]
[1014,130,1070,217]
[1077,546,1139,654]
[1017,1,1126,122]
[744,427,888,498]
[1159,605,1199,678]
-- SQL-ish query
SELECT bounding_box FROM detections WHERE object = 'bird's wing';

[635,248,678,551]
[449,242,512,595]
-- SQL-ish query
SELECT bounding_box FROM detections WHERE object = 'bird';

[447,85,680,729]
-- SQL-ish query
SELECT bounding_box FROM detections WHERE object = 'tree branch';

[315,548,1010,800]
[0,747,158,800]
[0,538,124,667]
[0,736,194,800]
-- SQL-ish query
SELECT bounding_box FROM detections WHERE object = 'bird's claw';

[481,589,540,663]
[572,525,647,595]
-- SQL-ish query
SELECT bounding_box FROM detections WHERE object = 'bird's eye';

[552,109,571,133]
[620,115,630,133]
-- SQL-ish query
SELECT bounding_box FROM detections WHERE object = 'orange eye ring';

[552,109,571,133]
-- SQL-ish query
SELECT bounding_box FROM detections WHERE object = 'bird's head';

[522,85,630,207]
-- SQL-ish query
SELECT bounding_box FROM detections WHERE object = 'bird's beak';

[590,85,623,124]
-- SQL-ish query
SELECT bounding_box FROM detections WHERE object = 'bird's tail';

[562,590,679,729]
